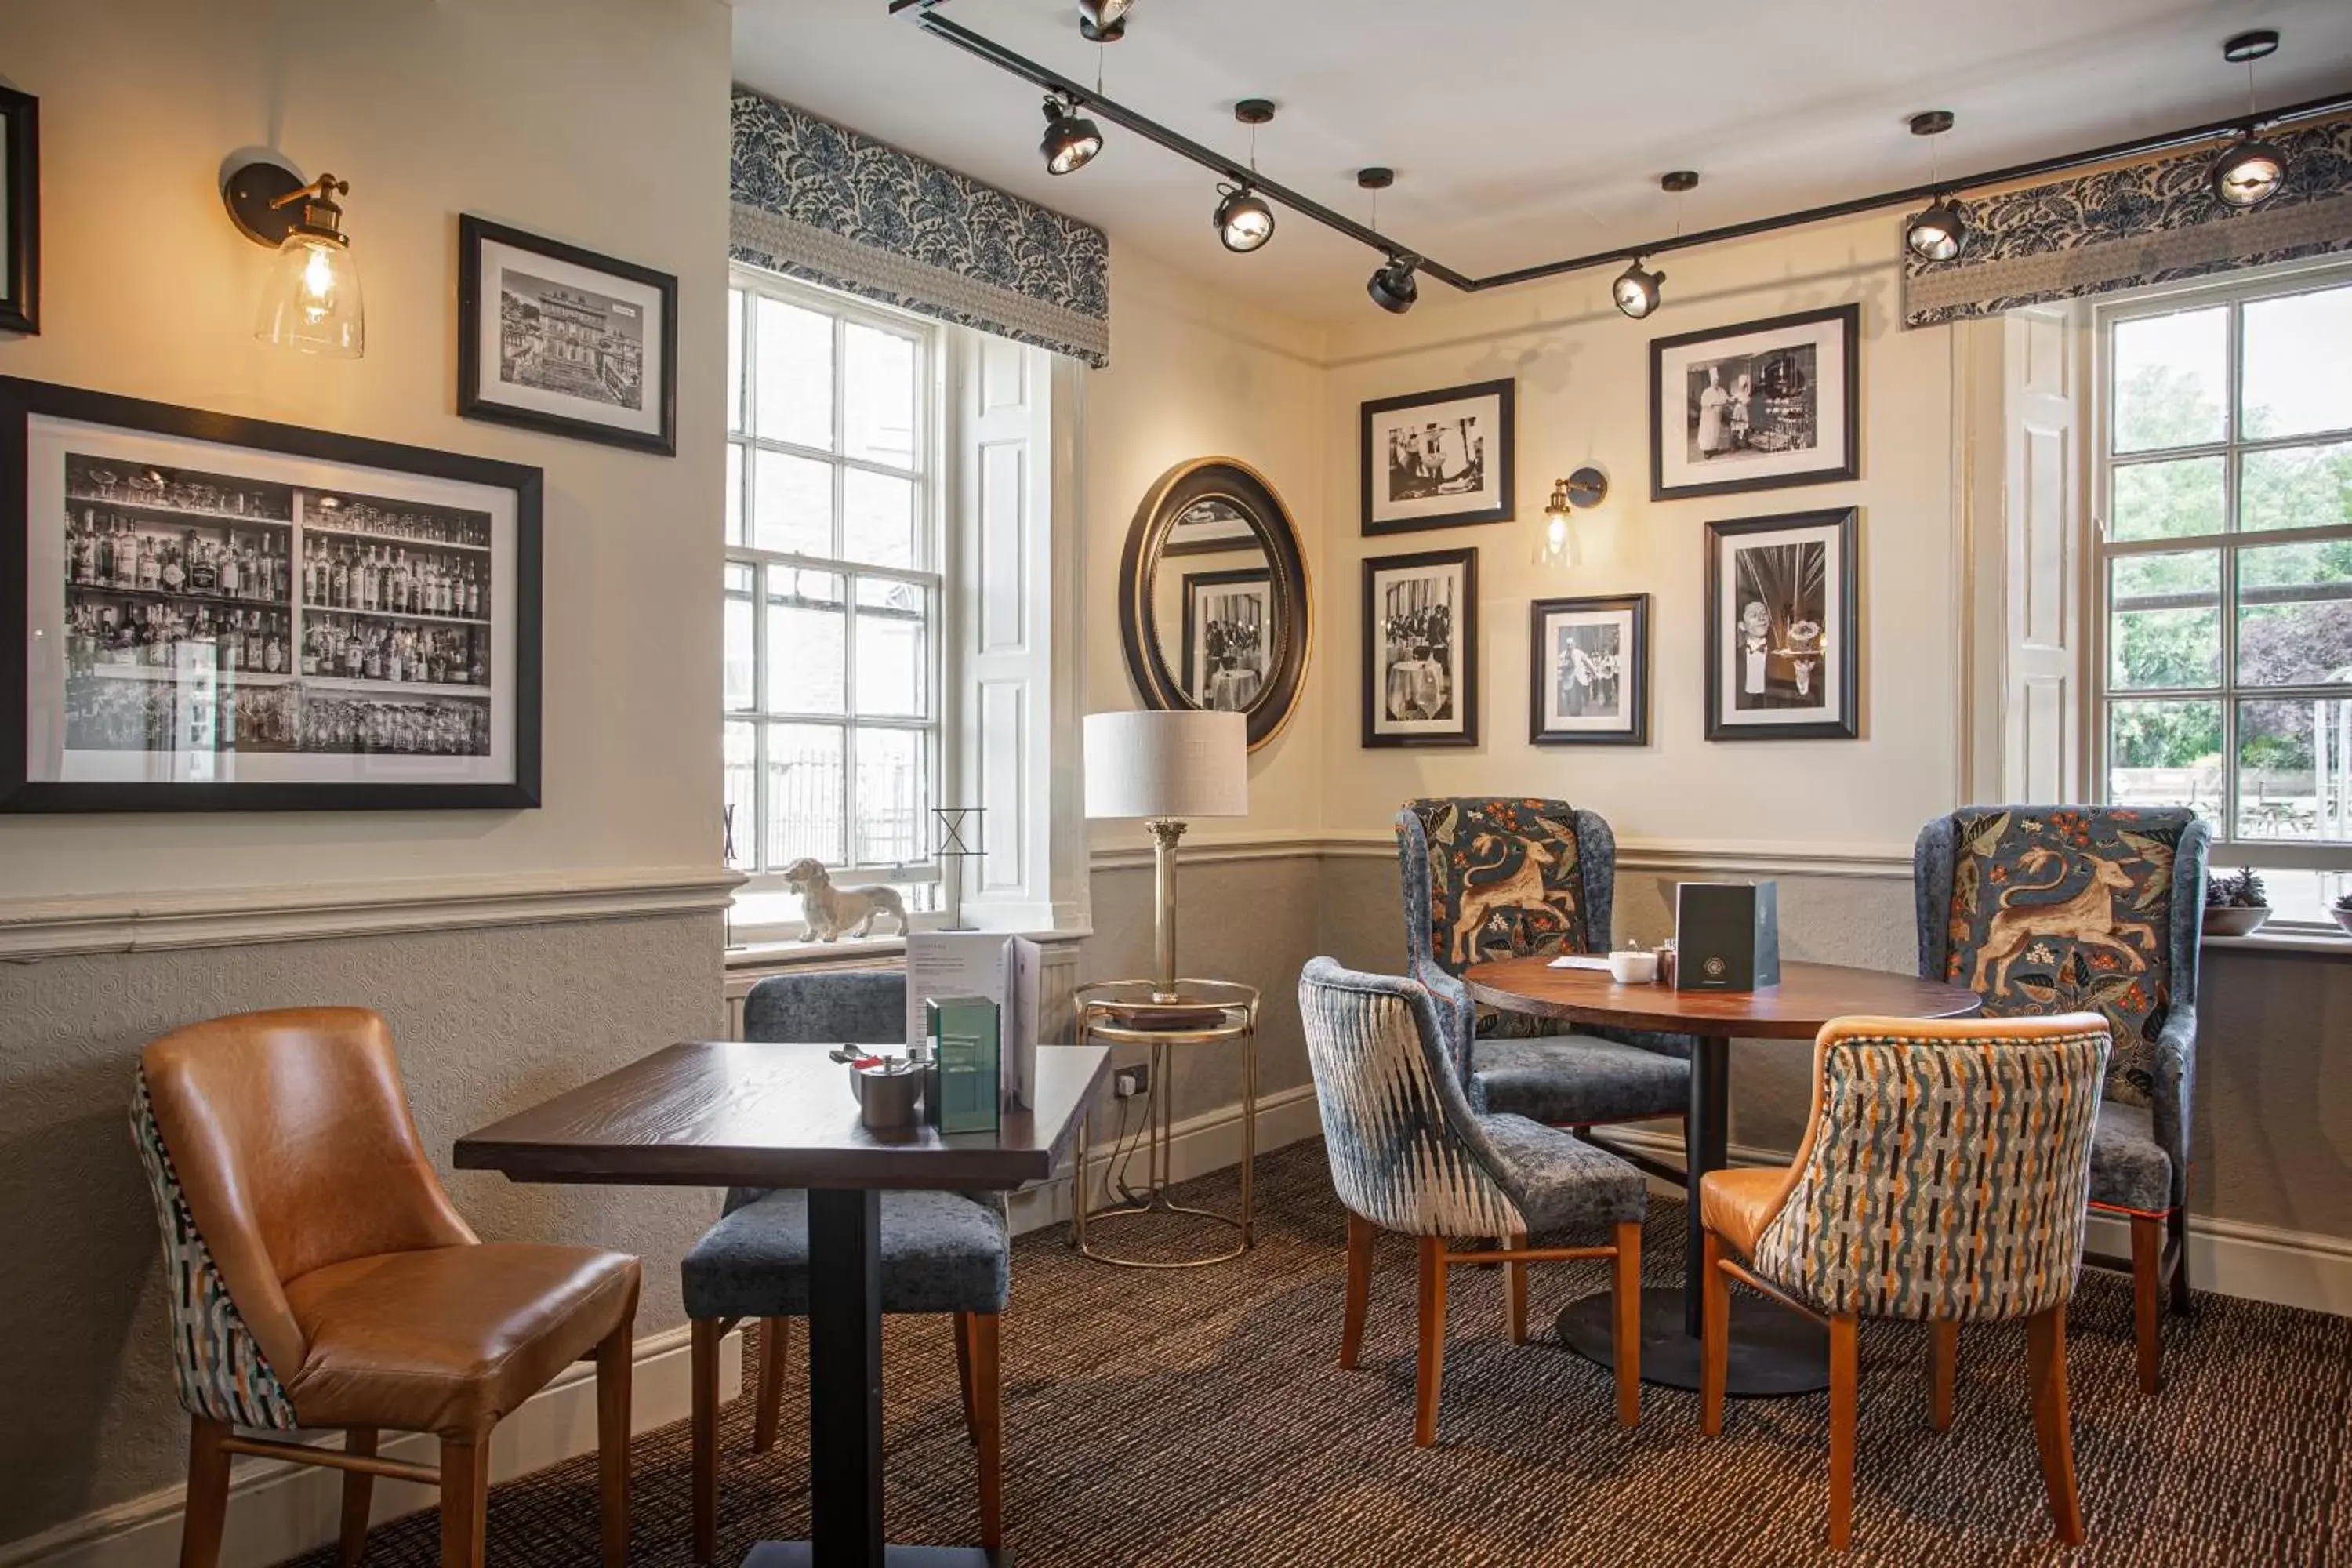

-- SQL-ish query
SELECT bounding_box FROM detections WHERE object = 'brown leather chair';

[132,1007,641,1568]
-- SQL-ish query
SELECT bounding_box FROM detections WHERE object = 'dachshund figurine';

[781,858,909,942]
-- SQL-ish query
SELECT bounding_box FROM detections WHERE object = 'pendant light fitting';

[1040,93,1103,174]
[1903,111,1968,261]
[2212,31,2288,209]
[1216,99,1277,252]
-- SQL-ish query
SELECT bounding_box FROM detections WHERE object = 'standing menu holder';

[1673,880,1782,992]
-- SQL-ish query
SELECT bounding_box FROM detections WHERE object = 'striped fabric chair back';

[1751,1014,2111,1323]
[1297,958,1526,1240]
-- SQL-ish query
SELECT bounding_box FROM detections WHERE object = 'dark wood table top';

[1463,956,1983,1038]
[454,1040,1111,1192]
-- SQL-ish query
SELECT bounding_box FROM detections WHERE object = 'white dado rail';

[1087,829,1918,881]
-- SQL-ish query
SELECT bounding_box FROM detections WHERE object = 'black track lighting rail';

[891,0,2352,299]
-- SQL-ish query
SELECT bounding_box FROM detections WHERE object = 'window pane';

[842,468,916,569]
[844,324,918,468]
[725,443,744,545]
[764,721,844,866]
[2237,696,2352,843]
[754,296,832,448]
[2107,699,2222,820]
[2241,440,2352,534]
[2112,307,2227,453]
[766,568,846,715]
[723,720,756,870]
[753,449,833,556]
[2242,285,2352,441]
[724,564,756,713]
[2109,550,2219,691]
[2111,456,2224,542]
[726,289,745,435]
[855,577,927,717]
[2238,540,2352,687]
[854,727,927,865]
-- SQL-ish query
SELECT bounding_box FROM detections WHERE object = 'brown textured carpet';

[285,1141,2351,1566]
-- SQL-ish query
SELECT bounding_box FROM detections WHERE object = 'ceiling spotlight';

[1079,0,1132,42]
[2211,134,2287,208]
[1040,95,1102,176]
[1368,253,1419,314]
[1214,184,1275,252]
[1905,196,1968,261]
[1612,258,1663,319]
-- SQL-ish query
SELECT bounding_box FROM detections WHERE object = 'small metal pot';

[849,1058,927,1131]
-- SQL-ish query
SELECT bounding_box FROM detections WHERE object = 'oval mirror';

[1117,459,1312,750]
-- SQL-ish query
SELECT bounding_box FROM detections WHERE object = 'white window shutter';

[2000,304,2082,804]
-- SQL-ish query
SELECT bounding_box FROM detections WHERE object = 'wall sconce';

[223,158,365,358]
[1541,466,1608,565]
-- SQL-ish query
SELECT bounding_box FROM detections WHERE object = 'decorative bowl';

[2332,908,2352,938]
[2202,905,2271,937]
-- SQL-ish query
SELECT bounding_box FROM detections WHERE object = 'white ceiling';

[731,0,2352,324]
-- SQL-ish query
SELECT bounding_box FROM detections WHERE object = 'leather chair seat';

[1698,1166,1791,1257]
[283,1242,641,1433]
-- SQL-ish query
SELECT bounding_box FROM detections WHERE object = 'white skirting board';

[1008,1080,1325,1237]
[0,1328,742,1568]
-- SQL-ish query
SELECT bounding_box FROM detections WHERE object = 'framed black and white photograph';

[1162,496,1259,557]
[1704,509,1857,742]
[0,85,38,336]
[0,376,543,811]
[1363,546,1478,748]
[1650,304,1858,501]
[459,215,677,456]
[1360,379,1514,535]
[1180,568,1271,715]
[1530,593,1649,746]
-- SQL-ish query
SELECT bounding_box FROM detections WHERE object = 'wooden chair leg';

[955,1312,979,1446]
[337,1428,378,1566]
[180,1416,232,1568]
[1505,1229,1530,1345]
[2168,1207,2194,1314]
[970,1312,1004,1550]
[1700,1230,1730,1438]
[596,1321,632,1568]
[691,1316,723,1564]
[1612,1220,1642,1428]
[1929,1321,1958,1433]
[2130,1213,2164,1395]
[1340,1213,1374,1370]
[1827,1313,1859,1552]
[2027,1305,2086,1546]
[1414,1236,1450,1447]
[438,1433,492,1568]
[753,1317,789,1454]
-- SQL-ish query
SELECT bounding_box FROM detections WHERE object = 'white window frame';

[2087,260,2352,899]
[725,267,948,931]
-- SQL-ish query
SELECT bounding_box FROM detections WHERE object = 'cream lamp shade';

[1083,710,1248,820]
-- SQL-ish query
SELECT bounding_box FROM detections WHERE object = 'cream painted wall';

[0,0,731,902]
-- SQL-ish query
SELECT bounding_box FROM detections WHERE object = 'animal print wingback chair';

[1396,799,1693,1147]
[1913,805,2212,1394]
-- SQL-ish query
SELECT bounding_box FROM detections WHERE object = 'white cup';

[1609,949,1659,985]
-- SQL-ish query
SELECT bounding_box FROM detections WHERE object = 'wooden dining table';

[1463,956,1980,1397]
[456,1039,1112,1568]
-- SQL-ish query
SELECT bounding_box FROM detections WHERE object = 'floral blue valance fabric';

[1903,115,2352,328]
[729,88,1109,368]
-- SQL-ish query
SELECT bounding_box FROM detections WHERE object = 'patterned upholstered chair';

[1298,958,1648,1446]
[133,1008,641,1568]
[1396,800,1691,1168]
[682,971,1009,1562]
[1698,1013,2113,1551]
[1914,805,2211,1393]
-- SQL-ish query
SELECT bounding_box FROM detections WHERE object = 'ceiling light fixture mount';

[2222,28,2279,64]
[1661,169,1699,194]
[1903,111,1968,260]
[1078,0,1131,43]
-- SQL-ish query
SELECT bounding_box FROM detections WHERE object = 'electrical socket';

[1113,1064,1150,1099]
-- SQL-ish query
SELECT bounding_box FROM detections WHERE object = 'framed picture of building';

[458,216,677,455]
[0,376,543,811]
[1359,379,1514,535]
[0,85,38,336]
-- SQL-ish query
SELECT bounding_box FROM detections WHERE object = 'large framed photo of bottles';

[0,376,542,811]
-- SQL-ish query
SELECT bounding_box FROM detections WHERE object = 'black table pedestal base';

[1557,1285,1828,1396]
[742,1548,1004,1567]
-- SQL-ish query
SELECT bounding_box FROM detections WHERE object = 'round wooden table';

[1463,956,1981,1396]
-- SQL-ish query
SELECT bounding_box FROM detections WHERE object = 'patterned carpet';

[285,1141,2351,1566]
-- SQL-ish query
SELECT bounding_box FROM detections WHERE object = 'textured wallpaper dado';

[0,912,725,1546]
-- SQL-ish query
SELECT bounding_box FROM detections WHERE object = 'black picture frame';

[458,215,677,456]
[1529,593,1650,746]
[0,86,38,336]
[1650,303,1860,502]
[0,375,544,811]
[1359,378,1515,535]
[1703,508,1858,742]
[1178,565,1272,712]
[1361,545,1479,749]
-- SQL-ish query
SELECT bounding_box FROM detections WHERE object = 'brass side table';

[1070,977,1259,1268]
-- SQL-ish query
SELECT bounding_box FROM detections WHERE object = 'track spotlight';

[1214,184,1275,252]
[2210,134,2287,208]
[1904,196,1968,261]
[1612,258,1663,319]
[1040,95,1102,176]
[1079,0,1131,42]
[1368,253,1418,314]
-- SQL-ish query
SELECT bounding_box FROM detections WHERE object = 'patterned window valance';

[729,88,1110,368]
[1904,115,2352,328]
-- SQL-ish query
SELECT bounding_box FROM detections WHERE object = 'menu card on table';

[905,933,1041,1109]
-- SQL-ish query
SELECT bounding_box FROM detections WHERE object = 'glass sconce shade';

[257,233,365,358]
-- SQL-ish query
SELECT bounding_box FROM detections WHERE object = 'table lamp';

[1083,710,1248,1004]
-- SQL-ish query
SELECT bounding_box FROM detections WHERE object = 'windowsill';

[2204,927,2352,956]
[724,925,1092,970]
